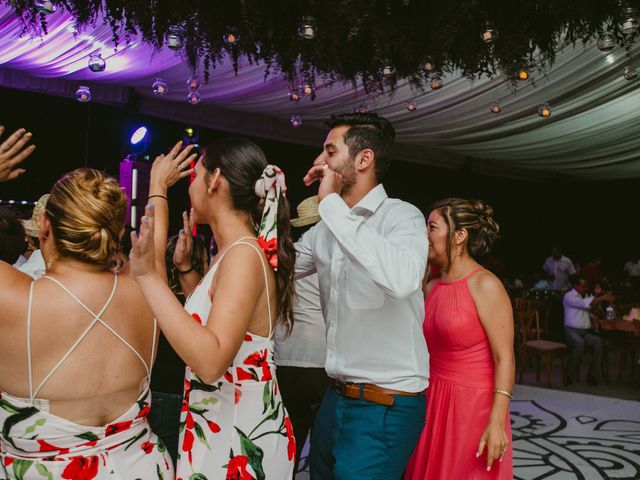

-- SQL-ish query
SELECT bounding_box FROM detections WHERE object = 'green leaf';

[194,422,211,450]
[35,463,52,480]
[2,407,39,450]
[12,459,33,480]
[157,440,166,453]
[188,473,208,480]
[0,397,21,415]
[25,425,36,434]
[34,418,46,426]
[262,382,271,414]
[190,378,222,393]
[76,431,100,442]
[237,427,265,480]
[156,463,164,480]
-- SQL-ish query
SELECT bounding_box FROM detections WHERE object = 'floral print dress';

[0,275,174,480]
[176,239,295,480]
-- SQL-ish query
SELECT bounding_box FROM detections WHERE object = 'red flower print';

[61,456,99,480]
[3,457,14,467]
[236,368,257,382]
[185,411,195,429]
[136,402,151,419]
[140,441,154,454]
[284,417,296,461]
[234,386,242,404]
[224,370,233,383]
[207,420,221,433]
[226,454,254,480]
[244,334,253,342]
[37,439,70,454]
[192,313,203,324]
[243,349,272,381]
[105,420,133,436]
[257,236,278,270]
[182,429,194,452]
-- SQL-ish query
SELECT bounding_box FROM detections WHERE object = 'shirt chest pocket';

[345,266,385,309]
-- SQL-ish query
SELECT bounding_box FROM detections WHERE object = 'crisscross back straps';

[26,275,156,404]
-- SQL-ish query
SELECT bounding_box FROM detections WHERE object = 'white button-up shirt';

[295,185,429,392]
[16,249,46,280]
[563,289,594,329]
[543,255,576,290]
[275,273,327,368]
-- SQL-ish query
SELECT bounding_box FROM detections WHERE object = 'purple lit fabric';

[2,4,640,179]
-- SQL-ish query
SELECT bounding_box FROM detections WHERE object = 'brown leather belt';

[334,380,424,406]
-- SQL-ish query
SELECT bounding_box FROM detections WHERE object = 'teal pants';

[309,386,426,480]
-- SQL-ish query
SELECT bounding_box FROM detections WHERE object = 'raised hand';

[173,209,195,271]
[0,126,36,182]
[150,141,196,191]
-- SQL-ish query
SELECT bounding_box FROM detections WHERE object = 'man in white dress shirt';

[295,112,429,479]
[543,247,576,291]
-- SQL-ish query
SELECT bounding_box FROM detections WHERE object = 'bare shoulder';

[467,268,509,303]
[216,241,270,285]
[424,278,440,297]
[0,262,32,315]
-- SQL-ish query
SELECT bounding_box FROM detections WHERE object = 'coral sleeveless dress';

[0,274,174,480]
[176,238,295,479]
[405,268,512,479]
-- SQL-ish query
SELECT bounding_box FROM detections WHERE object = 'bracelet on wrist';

[148,194,168,202]
[494,389,513,399]
[174,264,194,275]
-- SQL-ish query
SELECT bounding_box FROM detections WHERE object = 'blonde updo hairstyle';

[45,168,126,268]
[430,198,500,265]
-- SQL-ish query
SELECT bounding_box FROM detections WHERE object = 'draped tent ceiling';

[1,4,640,181]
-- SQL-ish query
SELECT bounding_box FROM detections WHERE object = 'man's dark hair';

[569,274,584,287]
[0,206,27,264]
[325,112,396,182]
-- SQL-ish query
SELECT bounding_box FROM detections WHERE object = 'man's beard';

[335,155,356,193]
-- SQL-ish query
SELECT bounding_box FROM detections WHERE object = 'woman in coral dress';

[405,198,515,479]
[130,137,296,479]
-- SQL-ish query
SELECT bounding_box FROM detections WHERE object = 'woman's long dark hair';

[202,137,295,330]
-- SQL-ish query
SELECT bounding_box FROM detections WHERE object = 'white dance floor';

[295,384,640,479]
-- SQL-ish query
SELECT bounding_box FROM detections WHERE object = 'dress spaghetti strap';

[26,274,155,403]
[215,237,275,339]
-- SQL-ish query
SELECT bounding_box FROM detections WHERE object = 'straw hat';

[291,195,320,227]
[20,194,50,237]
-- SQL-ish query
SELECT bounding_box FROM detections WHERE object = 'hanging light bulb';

[423,59,434,72]
[87,53,106,72]
[222,27,240,45]
[597,33,616,52]
[430,76,443,90]
[620,7,639,36]
[289,88,302,101]
[152,78,168,95]
[166,27,183,50]
[352,103,370,113]
[481,28,498,44]
[298,16,317,39]
[537,103,552,117]
[406,101,417,112]
[490,101,501,114]
[187,91,201,104]
[624,65,638,80]
[516,68,529,80]
[75,86,91,103]
[300,78,315,96]
[35,0,56,14]
[187,77,200,91]
[290,114,303,128]
[382,63,396,78]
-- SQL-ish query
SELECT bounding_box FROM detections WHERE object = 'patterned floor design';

[295,384,640,479]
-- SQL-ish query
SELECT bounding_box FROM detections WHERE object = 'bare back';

[0,264,156,426]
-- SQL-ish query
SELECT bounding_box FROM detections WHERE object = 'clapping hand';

[174,209,195,271]
[129,204,157,279]
[0,126,36,182]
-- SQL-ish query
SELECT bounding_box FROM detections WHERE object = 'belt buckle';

[335,380,346,396]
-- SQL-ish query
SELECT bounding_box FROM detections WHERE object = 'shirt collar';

[351,184,387,214]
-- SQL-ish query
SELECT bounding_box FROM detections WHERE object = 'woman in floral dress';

[0,168,173,479]
[130,137,297,479]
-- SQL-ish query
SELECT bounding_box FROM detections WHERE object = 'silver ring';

[322,164,328,170]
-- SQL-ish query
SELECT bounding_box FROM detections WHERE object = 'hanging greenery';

[6,0,640,91]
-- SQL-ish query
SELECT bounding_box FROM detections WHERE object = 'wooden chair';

[517,310,567,388]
